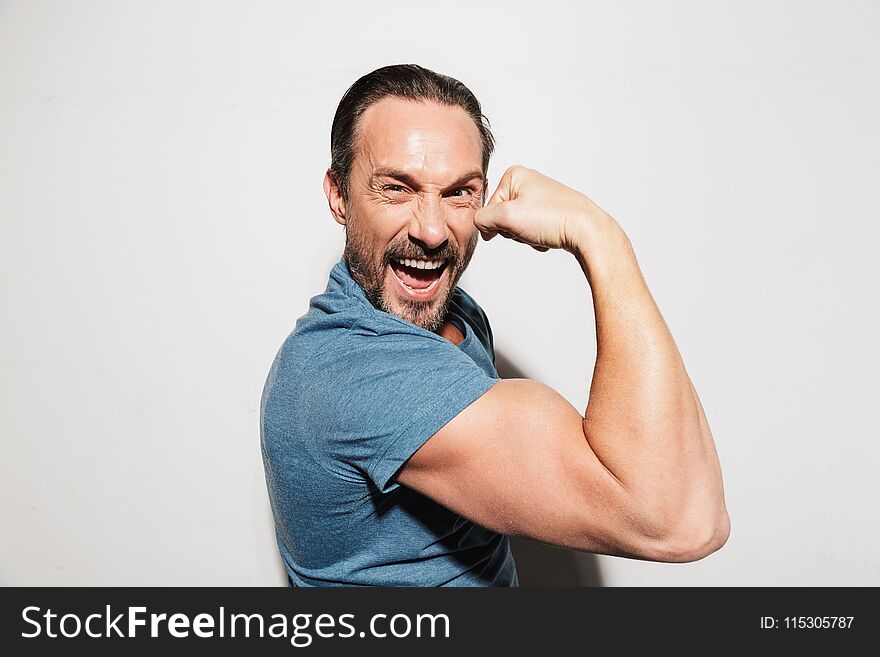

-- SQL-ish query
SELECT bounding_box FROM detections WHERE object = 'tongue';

[391,261,442,290]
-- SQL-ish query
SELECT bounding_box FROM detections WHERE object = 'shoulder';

[274,301,477,398]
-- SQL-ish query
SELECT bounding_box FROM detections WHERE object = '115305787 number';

[784,617,853,629]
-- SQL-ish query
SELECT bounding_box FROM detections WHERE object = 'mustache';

[385,248,458,265]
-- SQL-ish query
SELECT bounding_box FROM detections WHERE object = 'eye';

[382,184,407,193]
[448,187,475,198]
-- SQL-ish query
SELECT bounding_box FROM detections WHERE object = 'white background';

[1,0,877,585]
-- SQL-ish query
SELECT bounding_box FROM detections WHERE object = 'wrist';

[566,205,644,294]
[565,201,631,262]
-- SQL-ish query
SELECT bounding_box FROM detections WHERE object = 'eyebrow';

[371,167,484,192]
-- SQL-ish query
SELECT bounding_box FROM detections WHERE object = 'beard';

[343,216,477,333]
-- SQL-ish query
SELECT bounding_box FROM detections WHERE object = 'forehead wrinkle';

[354,98,482,187]
[369,141,481,190]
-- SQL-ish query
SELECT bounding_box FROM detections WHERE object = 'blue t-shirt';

[260,257,518,586]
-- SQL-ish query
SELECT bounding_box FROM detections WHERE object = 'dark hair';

[329,64,495,201]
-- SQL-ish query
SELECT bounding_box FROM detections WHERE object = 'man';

[260,64,730,587]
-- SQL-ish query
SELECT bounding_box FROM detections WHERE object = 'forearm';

[570,203,728,556]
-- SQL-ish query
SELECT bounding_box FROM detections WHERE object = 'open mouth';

[389,257,449,298]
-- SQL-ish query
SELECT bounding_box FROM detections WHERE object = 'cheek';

[354,204,410,245]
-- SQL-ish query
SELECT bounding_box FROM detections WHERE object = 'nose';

[408,195,451,252]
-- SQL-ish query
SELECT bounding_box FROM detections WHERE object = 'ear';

[323,169,347,226]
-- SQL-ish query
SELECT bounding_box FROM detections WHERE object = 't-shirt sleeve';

[453,287,496,366]
[300,322,499,493]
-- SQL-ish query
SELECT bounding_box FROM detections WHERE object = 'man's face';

[325,97,484,333]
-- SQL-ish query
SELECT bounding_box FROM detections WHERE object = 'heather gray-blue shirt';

[260,258,518,586]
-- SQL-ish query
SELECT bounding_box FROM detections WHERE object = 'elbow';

[643,506,731,563]
[636,499,730,563]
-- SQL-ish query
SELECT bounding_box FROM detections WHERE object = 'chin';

[386,294,448,333]
[383,280,452,333]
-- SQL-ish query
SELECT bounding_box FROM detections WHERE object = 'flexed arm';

[397,166,730,562]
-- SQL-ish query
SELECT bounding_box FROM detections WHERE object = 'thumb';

[474,200,514,234]
[484,166,516,207]
[474,167,517,238]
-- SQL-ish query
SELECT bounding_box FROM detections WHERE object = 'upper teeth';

[395,258,444,270]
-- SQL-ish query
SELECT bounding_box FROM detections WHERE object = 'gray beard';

[343,220,476,334]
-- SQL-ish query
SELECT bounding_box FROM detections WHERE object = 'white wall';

[1,0,877,585]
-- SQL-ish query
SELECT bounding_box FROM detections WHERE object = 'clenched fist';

[474,166,611,254]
